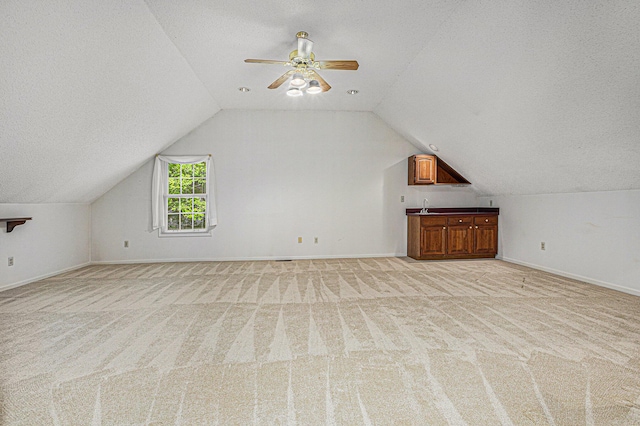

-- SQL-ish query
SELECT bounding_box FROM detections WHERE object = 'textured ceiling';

[0,0,220,203]
[143,0,463,111]
[1,0,639,203]
[375,0,640,195]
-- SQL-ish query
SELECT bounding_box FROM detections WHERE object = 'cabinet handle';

[485,219,489,222]
[459,219,462,223]
[469,226,472,229]
[443,227,446,230]
[476,226,478,229]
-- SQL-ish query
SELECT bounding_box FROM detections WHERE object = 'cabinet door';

[474,225,498,255]
[412,155,436,184]
[447,225,473,255]
[421,226,446,256]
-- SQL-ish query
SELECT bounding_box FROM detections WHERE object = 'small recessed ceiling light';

[428,144,439,152]
[346,89,359,95]
[238,87,250,92]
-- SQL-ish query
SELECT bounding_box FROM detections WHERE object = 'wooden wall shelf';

[0,218,32,233]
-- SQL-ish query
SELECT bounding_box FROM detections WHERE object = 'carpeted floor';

[1,258,639,425]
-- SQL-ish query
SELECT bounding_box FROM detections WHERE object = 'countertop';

[406,207,499,216]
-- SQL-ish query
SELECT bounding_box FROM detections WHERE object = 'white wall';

[479,190,640,295]
[91,110,478,262]
[0,203,91,290]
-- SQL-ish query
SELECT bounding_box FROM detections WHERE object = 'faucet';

[420,198,429,214]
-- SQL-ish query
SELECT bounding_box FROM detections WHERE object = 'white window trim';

[158,229,212,238]
[152,155,217,237]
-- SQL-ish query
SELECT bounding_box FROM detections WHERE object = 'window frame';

[159,161,212,237]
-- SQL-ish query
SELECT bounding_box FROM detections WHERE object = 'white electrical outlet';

[8,257,14,267]
[541,242,546,250]
[314,237,318,244]
[400,196,405,203]
[124,240,129,248]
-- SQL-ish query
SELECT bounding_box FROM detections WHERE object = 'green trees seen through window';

[167,162,207,231]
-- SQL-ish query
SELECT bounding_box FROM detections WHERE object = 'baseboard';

[91,253,405,265]
[0,262,91,292]
[499,256,640,297]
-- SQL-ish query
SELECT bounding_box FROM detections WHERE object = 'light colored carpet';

[1,258,639,425]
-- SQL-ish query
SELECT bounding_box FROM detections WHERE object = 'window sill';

[158,230,212,238]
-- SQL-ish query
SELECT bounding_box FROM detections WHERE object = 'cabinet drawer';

[447,216,472,225]
[474,216,498,225]
[421,216,447,226]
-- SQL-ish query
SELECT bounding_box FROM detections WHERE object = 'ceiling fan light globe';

[306,80,322,94]
[287,87,303,97]
[290,73,306,87]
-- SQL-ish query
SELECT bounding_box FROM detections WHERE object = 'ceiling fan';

[245,31,359,96]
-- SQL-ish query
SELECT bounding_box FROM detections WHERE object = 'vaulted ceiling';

[1,0,638,203]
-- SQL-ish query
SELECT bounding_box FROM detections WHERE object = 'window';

[167,162,207,232]
[152,155,217,236]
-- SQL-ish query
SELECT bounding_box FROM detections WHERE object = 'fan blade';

[268,70,294,89]
[317,60,359,70]
[245,59,289,65]
[309,70,331,92]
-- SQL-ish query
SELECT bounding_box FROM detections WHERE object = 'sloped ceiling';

[1,0,639,203]
[375,0,640,195]
[0,0,220,203]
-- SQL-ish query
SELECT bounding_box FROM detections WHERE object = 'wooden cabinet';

[410,155,436,184]
[446,216,473,255]
[407,213,498,260]
[419,216,446,256]
[473,216,498,255]
[408,155,470,186]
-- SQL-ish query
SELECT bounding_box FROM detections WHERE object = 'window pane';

[193,178,206,194]
[180,214,193,230]
[168,214,179,230]
[168,198,179,213]
[181,164,194,177]
[193,197,206,213]
[193,162,206,177]
[181,177,194,194]
[168,178,181,194]
[169,163,181,177]
[179,198,194,213]
[193,214,205,229]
